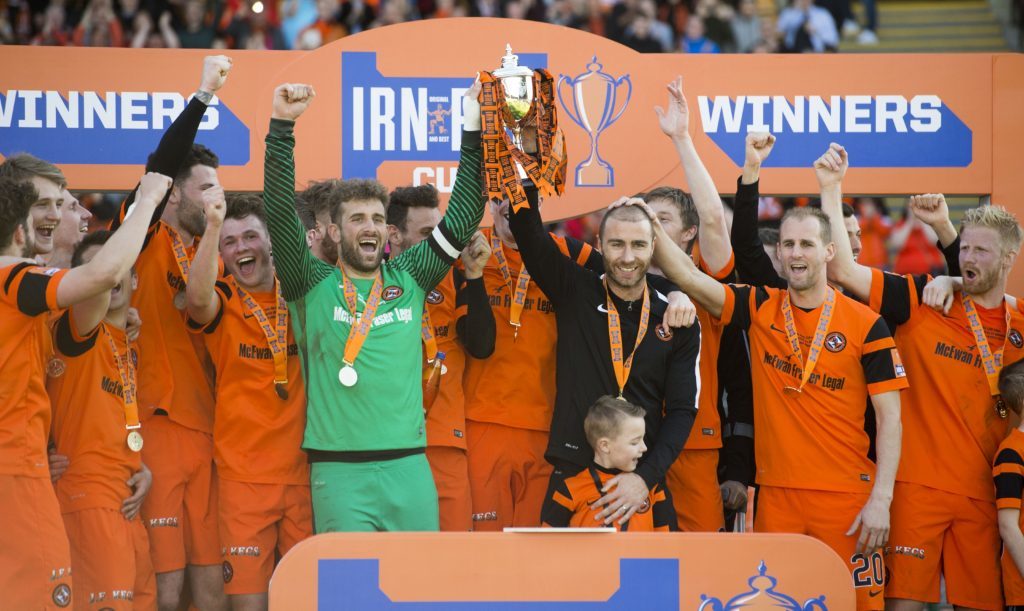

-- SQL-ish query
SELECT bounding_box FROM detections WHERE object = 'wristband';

[194,90,214,105]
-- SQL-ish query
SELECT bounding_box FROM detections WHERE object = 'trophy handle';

[802,597,829,611]
[696,595,724,611]
[607,74,632,128]
[556,75,585,130]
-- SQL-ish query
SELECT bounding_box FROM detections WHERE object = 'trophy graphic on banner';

[557,56,632,188]
[478,45,567,213]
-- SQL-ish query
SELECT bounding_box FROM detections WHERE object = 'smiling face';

[600,216,655,296]
[330,198,388,275]
[52,189,91,255]
[389,206,441,257]
[28,176,64,255]
[220,214,275,290]
[779,214,834,292]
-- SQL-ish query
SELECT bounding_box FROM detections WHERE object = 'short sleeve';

[0,263,69,316]
[186,280,231,335]
[869,268,927,328]
[53,309,100,357]
[861,315,910,395]
[717,284,754,331]
[994,447,1024,510]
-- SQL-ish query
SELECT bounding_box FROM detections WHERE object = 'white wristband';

[462,95,481,132]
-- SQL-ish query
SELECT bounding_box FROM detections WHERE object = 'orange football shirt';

[994,427,1024,605]
[870,269,1024,501]
[189,275,308,484]
[542,465,675,531]
[48,315,142,512]
[424,270,467,450]
[719,284,908,493]
[0,262,68,477]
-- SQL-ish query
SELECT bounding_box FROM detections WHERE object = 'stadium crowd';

[2,52,1023,611]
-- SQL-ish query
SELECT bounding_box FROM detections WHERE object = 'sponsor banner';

[268,531,855,609]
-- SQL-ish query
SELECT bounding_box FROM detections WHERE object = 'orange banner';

[268,531,855,609]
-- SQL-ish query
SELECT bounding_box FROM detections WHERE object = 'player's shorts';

[140,415,221,572]
[885,481,1002,610]
[62,508,156,610]
[426,445,473,531]
[756,485,884,611]
[0,475,73,610]
[466,420,552,530]
[218,479,312,595]
[666,448,725,532]
[310,452,439,533]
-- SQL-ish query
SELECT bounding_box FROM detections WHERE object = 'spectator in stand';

[853,197,891,270]
[115,0,140,35]
[225,0,287,49]
[694,0,734,52]
[606,0,640,43]
[623,13,666,52]
[372,0,410,27]
[889,208,946,276]
[131,11,181,48]
[754,16,780,52]
[731,0,762,53]
[776,0,838,53]
[681,15,719,53]
[177,0,217,49]
[73,0,124,46]
[31,4,71,45]
[298,0,347,46]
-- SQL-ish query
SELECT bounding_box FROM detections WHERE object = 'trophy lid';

[493,44,533,79]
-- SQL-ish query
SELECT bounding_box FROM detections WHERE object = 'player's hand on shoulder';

[664,290,697,329]
[922,275,959,314]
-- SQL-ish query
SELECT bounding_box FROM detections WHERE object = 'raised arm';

[111,55,231,241]
[655,77,731,274]
[58,173,171,309]
[264,84,333,301]
[909,194,960,274]
[730,137,786,288]
[455,231,496,359]
[185,186,225,326]
[815,143,872,302]
[392,84,485,291]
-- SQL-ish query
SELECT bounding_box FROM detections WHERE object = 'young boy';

[995,358,1024,610]
[541,396,676,531]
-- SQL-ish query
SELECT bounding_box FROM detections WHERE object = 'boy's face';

[603,416,647,472]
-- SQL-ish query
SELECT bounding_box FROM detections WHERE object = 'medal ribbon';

[167,226,192,284]
[780,288,836,393]
[478,70,567,213]
[962,295,1012,398]
[421,307,438,363]
[491,235,530,333]
[605,281,650,398]
[340,268,384,369]
[101,324,139,432]
[236,280,289,386]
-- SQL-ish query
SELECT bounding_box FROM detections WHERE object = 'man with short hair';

[820,142,1023,611]
[107,55,233,611]
[0,153,66,260]
[296,179,340,265]
[185,190,312,611]
[0,170,171,610]
[386,184,495,531]
[262,81,486,532]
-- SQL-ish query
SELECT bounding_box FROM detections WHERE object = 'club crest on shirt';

[426,289,444,305]
[222,561,234,583]
[51,584,71,607]
[382,286,404,301]
[1010,329,1023,349]
[825,332,847,353]
[655,324,673,341]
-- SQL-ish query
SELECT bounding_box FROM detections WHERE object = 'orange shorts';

[885,481,1002,610]
[62,508,156,610]
[218,479,312,595]
[756,486,884,611]
[666,448,725,532]
[466,420,552,531]
[426,445,473,532]
[140,416,221,573]
[0,475,73,609]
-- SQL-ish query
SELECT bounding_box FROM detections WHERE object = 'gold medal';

[47,356,66,378]
[173,291,186,310]
[997,396,1009,419]
[127,430,144,452]
[339,364,358,387]
[275,383,289,400]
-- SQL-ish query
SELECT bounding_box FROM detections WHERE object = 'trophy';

[492,44,534,150]
[558,56,632,187]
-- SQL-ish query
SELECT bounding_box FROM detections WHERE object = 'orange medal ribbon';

[780,288,836,394]
[421,307,438,363]
[491,235,530,341]
[338,268,384,386]
[605,281,650,399]
[962,295,1012,418]
[167,226,193,309]
[101,325,141,451]
[236,280,290,400]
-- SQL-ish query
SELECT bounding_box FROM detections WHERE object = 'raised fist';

[460,231,491,280]
[201,185,226,228]
[272,83,316,122]
[745,132,776,167]
[909,194,949,229]
[137,172,173,204]
[200,55,232,95]
[813,142,848,188]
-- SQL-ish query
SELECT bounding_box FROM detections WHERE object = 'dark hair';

[758,226,780,247]
[999,359,1024,413]
[71,229,113,267]
[584,395,646,450]
[780,206,831,244]
[387,185,440,231]
[841,203,855,219]
[0,178,38,250]
[331,179,390,225]
[0,153,66,189]
[598,204,654,242]
[301,178,343,228]
[225,193,266,225]
[643,186,698,231]
[147,144,219,186]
